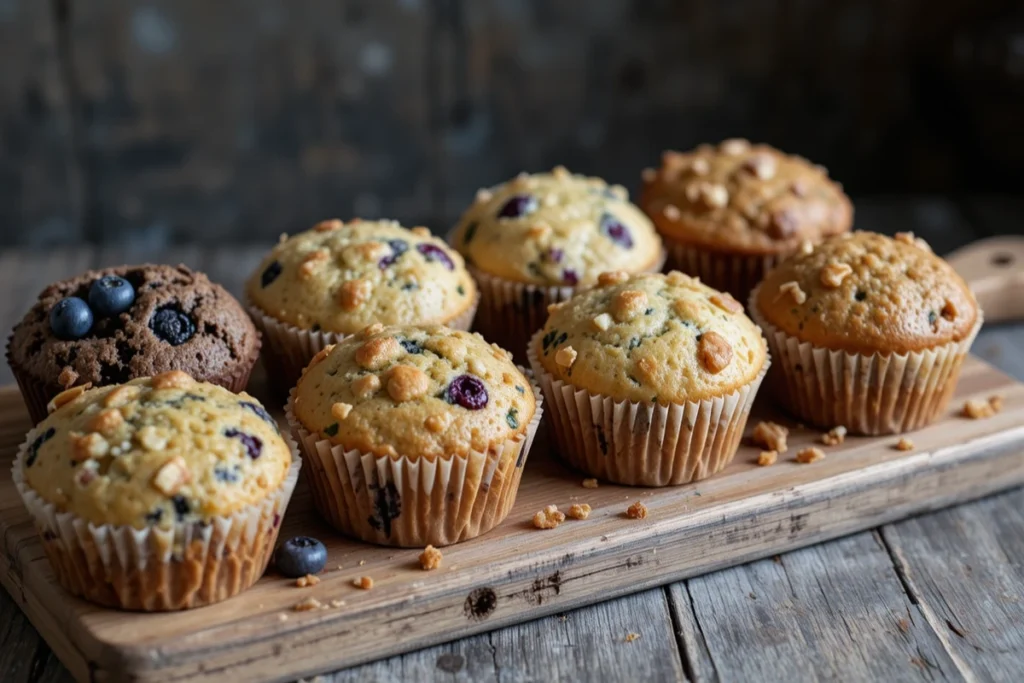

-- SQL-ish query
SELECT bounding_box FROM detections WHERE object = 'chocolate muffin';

[7,264,261,424]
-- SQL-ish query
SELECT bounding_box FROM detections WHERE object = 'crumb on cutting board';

[567,503,592,520]
[582,478,599,489]
[795,447,825,464]
[626,501,648,519]
[895,437,914,451]
[533,504,566,529]
[963,396,1003,419]
[295,574,320,588]
[757,450,778,466]
[292,597,322,612]
[353,576,374,590]
[752,421,789,452]
[821,425,847,446]
[419,545,443,570]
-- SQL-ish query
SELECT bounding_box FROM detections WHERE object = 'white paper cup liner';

[664,238,787,302]
[527,330,768,487]
[748,283,983,435]
[12,427,302,611]
[247,294,479,396]
[285,372,543,547]
[468,250,667,364]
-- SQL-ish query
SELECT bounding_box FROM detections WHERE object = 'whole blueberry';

[49,297,93,340]
[261,260,283,287]
[275,536,328,578]
[600,213,634,248]
[378,239,409,269]
[149,305,196,346]
[445,374,489,410]
[562,269,580,286]
[88,275,136,317]
[224,428,263,459]
[497,194,538,219]
[416,243,455,271]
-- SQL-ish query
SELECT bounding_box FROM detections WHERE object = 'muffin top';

[755,231,979,355]
[449,167,663,286]
[8,264,259,393]
[246,219,476,333]
[640,139,852,255]
[293,325,536,460]
[21,372,292,529]
[535,271,767,403]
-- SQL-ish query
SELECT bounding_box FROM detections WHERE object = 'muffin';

[286,325,541,547]
[8,264,261,425]
[12,371,300,610]
[246,219,478,394]
[750,231,982,434]
[450,166,665,361]
[528,270,768,486]
[640,139,852,300]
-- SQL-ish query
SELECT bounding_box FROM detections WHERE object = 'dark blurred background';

[2,0,1022,246]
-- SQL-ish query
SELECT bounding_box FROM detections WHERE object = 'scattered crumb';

[748,592,757,600]
[336,565,344,570]
[772,555,782,564]
[293,597,322,612]
[821,425,847,446]
[419,545,443,570]
[533,504,566,529]
[567,503,592,520]
[895,437,914,452]
[359,559,366,566]
[624,632,640,643]
[582,478,599,489]
[353,576,374,590]
[897,617,910,633]
[330,598,346,608]
[962,396,1003,419]
[795,447,826,464]
[757,450,778,467]
[752,421,789,453]
[626,501,648,519]
[277,613,289,622]
[295,574,320,588]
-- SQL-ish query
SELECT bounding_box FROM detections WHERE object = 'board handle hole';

[991,253,1014,267]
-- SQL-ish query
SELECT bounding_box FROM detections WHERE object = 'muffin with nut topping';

[450,167,664,361]
[528,271,768,486]
[287,325,541,547]
[640,139,852,299]
[751,231,981,434]
[12,371,300,610]
[246,219,478,394]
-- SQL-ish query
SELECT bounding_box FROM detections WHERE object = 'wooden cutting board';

[1,237,1022,683]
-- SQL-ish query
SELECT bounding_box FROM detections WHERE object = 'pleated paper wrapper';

[664,237,788,302]
[527,331,768,487]
[748,283,983,435]
[247,294,478,396]
[286,376,543,548]
[12,428,302,611]
[468,250,666,364]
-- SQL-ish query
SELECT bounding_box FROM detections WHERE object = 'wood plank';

[0,356,1022,682]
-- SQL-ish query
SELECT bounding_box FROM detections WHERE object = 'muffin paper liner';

[527,331,768,487]
[285,373,543,548]
[468,250,666,364]
[748,283,983,435]
[7,335,261,426]
[664,237,788,302]
[247,294,479,397]
[12,428,301,611]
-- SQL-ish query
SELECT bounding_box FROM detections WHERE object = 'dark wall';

[1,0,1021,246]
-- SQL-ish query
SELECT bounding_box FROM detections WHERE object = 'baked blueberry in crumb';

[399,339,423,354]
[324,422,339,437]
[545,248,564,264]
[600,213,634,248]
[25,427,56,467]
[562,269,579,286]
[172,495,191,521]
[497,194,537,219]
[49,297,93,340]
[378,239,409,269]
[275,536,328,578]
[446,374,488,410]
[261,260,283,287]
[506,407,520,429]
[240,401,278,431]
[416,243,455,270]
[88,275,135,317]
[224,428,263,459]
[150,305,196,346]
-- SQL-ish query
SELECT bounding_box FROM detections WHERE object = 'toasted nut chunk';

[295,574,320,588]
[895,438,915,451]
[710,293,743,314]
[662,204,681,220]
[152,456,191,495]
[757,450,778,466]
[411,226,431,237]
[314,218,343,232]
[356,336,402,370]
[475,188,493,203]
[894,232,916,246]
[419,545,443,570]
[424,413,450,433]
[820,262,853,289]
[57,367,79,389]
[941,299,957,321]
[744,154,777,180]
[567,503,591,520]
[136,425,168,451]
[547,302,566,315]
[592,313,614,331]
[47,384,92,413]
[703,184,729,209]
[796,447,826,464]
[598,270,630,287]
[799,239,814,255]
[353,576,374,590]
[71,432,109,461]
[351,374,381,398]
[555,346,578,368]
[432,336,467,364]
[582,478,599,489]
[635,355,658,384]
[532,504,566,529]
[331,402,354,421]
[74,460,99,488]
[87,408,124,435]
[673,298,702,319]
[690,158,711,175]
[337,279,373,311]
[298,249,330,279]
[720,138,750,155]
[359,323,385,339]
[778,281,807,305]
[666,270,696,287]
[152,370,194,390]
[962,396,1003,419]
[821,425,847,446]
[752,421,789,453]
[698,331,733,374]
[386,365,431,402]
[769,209,800,239]
[625,632,641,643]
[612,290,648,322]
[626,501,648,519]
[103,385,141,408]
[293,597,323,611]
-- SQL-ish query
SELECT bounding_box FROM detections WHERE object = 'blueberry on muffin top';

[535,271,767,403]
[450,167,663,286]
[640,139,852,255]
[293,325,536,459]
[22,372,292,529]
[755,231,979,355]
[246,219,476,334]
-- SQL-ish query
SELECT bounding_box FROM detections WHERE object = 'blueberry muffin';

[640,139,852,300]
[287,324,541,547]
[528,270,768,486]
[750,231,981,434]
[12,371,300,610]
[246,219,478,394]
[450,166,665,361]
[8,264,260,425]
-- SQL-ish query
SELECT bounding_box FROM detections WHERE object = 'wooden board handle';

[946,236,1024,324]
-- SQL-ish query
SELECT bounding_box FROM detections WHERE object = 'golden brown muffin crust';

[640,139,852,256]
[755,231,979,355]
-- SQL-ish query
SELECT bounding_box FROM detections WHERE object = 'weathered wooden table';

[2,198,1022,683]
